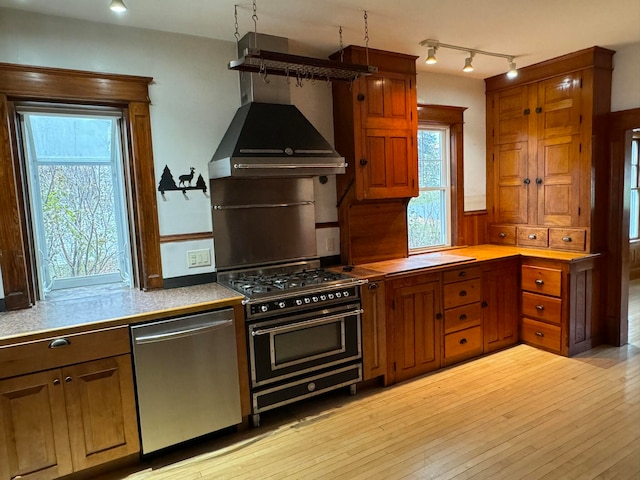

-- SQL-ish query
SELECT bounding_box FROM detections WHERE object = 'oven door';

[248,303,362,387]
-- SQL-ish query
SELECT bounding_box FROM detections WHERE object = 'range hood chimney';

[209,33,346,179]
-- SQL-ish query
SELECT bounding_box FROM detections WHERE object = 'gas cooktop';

[224,269,352,296]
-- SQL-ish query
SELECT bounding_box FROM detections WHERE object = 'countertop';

[0,282,244,346]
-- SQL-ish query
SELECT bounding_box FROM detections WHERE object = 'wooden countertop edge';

[0,296,245,347]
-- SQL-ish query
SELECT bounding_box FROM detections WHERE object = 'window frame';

[0,63,162,310]
[629,136,640,241]
[415,104,466,250]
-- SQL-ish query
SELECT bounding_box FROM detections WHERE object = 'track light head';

[462,53,475,73]
[425,47,438,65]
[110,0,127,13]
[506,58,518,79]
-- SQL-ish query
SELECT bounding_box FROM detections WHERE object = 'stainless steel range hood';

[209,34,346,179]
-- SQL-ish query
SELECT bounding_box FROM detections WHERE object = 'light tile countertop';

[0,282,244,346]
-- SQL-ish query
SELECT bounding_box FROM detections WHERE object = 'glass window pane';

[632,165,638,189]
[408,189,447,249]
[417,130,444,187]
[631,139,638,166]
[631,189,640,240]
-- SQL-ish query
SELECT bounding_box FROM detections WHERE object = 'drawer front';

[489,225,517,245]
[548,228,587,251]
[444,303,482,333]
[517,227,549,247]
[443,266,481,284]
[521,318,562,353]
[521,265,562,297]
[443,326,483,361]
[522,292,562,325]
[0,326,131,380]
[443,279,482,309]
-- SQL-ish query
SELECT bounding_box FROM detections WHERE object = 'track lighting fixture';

[419,39,518,79]
[110,0,127,13]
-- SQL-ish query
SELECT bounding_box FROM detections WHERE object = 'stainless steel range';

[217,260,366,426]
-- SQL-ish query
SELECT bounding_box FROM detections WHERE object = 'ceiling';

[1,0,638,78]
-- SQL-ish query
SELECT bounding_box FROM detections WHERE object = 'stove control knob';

[312,296,319,303]
[260,305,269,313]
[277,301,286,309]
[304,297,311,304]
[343,290,350,297]
[295,299,303,306]
[328,293,335,300]
[335,292,342,298]
[320,294,327,301]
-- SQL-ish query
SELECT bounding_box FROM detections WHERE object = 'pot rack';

[228,3,377,84]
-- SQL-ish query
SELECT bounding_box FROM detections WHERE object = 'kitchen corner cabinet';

[482,259,519,353]
[386,272,441,384]
[0,327,139,480]
[361,277,387,383]
[519,256,599,356]
[486,46,614,253]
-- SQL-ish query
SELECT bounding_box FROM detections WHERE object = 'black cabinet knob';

[523,178,531,185]
[536,178,543,185]
[436,313,443,319]
[357,93,365,102]
[459,338,468,345]
[359,158,368,166]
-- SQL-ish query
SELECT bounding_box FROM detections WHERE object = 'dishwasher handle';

[133,319,234,345]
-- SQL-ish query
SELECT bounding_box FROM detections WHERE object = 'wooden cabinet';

[482,260,519,353]
[331,46,418,265]
[386,273,441,384]
[0,327,139,480]
[519,257,599,356]
[361,278,387,383]
[442,266,483,366]
[486,47,614,253]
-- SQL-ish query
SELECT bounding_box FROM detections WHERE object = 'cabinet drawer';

[521,265,562,297]
[0,326,131,379]
[443,266,481,284]
[517,227,549,247]
[443,326,483,362]
[548,228,587,251]
[489,225,517,245]
[443,279,482,309]
[444,303,482,333]
[521,318,561,353]
[522,292,562,325]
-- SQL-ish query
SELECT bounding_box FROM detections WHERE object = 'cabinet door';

[0,370,73,480]
[536,135,581,226]
[491,86,529,145]
[536,73,582,139]
[492,141,529,224]
[391,279,441,382]
[63,355,139,471]
[483,261,519,353]
[359,73,413,130]
[361,280,386,381]
[358,128,417,199]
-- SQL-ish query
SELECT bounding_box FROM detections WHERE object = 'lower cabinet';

[387,273,441,384]
[482,260,520,353]
[361,277,387,383]
[0,328,139,480]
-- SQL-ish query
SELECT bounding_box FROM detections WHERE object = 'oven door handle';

[251,308,363,337]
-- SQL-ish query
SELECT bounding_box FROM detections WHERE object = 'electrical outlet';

[187,249,211,268]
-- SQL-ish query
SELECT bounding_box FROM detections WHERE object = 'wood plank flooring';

[99,284,640,480]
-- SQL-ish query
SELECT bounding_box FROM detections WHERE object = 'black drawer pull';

[535,331,544,337]
[536,304,545,311]
[459,338,468,345]
[359,158,368,166]
[481,301,488,308]
[498,232,507,238]
[535,279,544,286]
[562,236,572,242]
[436,313,443,319]
[368,283,379,290]
[49,338,71,349]
[459,290,467,297]
[458,271,467,277]
[528,234,537,239]
[459,314,467,321]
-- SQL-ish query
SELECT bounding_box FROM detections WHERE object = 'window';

[19,107,132,297]
[630,136,640,240]
[408,126,451,251]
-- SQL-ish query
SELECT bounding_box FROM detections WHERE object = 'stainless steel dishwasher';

[130,308,241,454]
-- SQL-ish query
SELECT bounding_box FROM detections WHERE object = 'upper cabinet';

[486,47,614,253]
[331,47,418,201]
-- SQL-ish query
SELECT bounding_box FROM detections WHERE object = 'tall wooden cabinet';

[487,47,614,253]
[331,46,418,265]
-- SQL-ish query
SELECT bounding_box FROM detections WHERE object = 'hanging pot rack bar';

[229,48,378,83]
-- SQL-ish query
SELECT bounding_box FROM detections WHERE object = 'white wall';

[416,72,487,211]
[611,42,640,112]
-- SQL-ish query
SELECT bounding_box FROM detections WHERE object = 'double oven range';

[218,261,366,426]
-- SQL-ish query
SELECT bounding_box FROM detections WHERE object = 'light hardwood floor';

[101,285,640,480]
